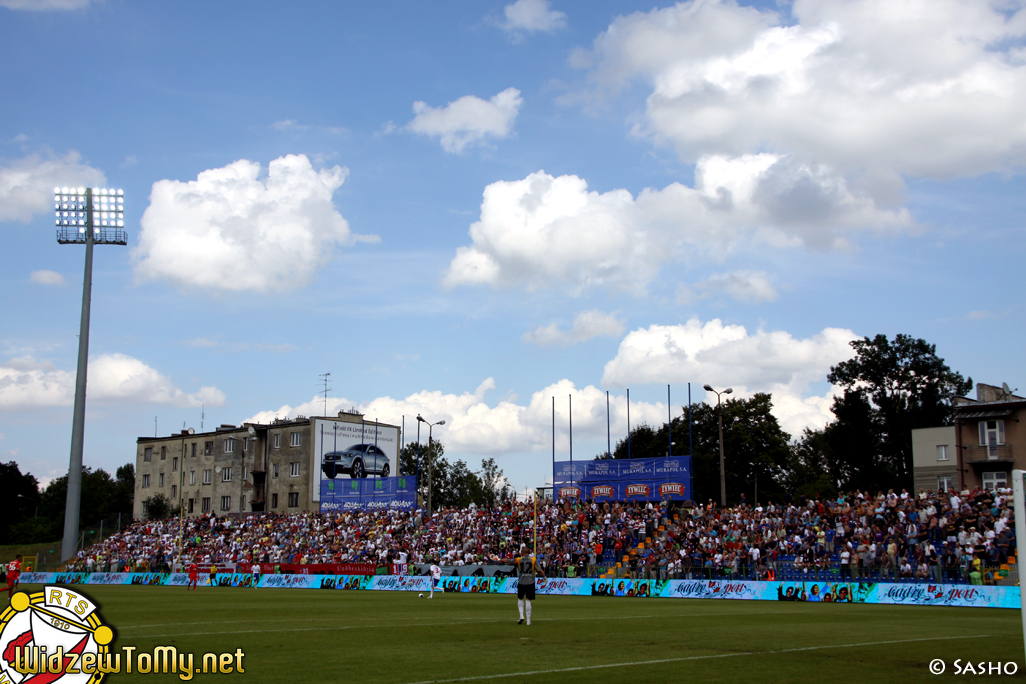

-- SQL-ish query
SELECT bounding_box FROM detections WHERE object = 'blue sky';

[2,0,1024,495]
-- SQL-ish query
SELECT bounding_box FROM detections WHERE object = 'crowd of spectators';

[70,486,1016,586]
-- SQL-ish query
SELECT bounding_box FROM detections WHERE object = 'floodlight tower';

[55,186,127,562]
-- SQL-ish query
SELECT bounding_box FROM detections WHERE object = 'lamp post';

[56,187,127,562]
[416,414,445,515]
[703,384,732,507]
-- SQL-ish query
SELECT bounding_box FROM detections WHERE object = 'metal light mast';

[56,186,127,562]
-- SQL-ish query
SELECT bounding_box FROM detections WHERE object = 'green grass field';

[8,582,1024,683]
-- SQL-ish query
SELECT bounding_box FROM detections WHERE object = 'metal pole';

[401,416,405,476]
[427,424,433,515]
[62,189,95,562]
[606,391,610,459]
[627,389,631,460]
[568,394,572,476]
[718,395,726,507]
[416,420,421,492]
[551,397,555,488]
[688,383,693,501]
[667,384,671,457]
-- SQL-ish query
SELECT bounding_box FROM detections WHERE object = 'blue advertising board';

[553,456,691,502]
[319,475,417,511]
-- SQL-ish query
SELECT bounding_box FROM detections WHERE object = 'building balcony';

[963,444,1013,465]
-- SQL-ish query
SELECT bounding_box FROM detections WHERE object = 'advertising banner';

[319,475,418,512]
[313,418,401,503]
[16,573,1020,609]
[553,456,692,502]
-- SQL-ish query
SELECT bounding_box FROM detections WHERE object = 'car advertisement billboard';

[312,418,400,503]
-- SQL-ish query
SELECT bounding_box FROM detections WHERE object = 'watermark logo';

[0,586,114,684]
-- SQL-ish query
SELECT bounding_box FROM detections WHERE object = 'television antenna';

[318,372,332,417]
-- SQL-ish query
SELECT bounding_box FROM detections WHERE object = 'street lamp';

[56,187,127,562]
[416,414,445,515]
[703,384,732,507]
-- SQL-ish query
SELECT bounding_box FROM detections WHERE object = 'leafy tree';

[0,461,40,545]
[596,394,791,506]
[476,458,507,508]
[33,464,137,542]
[827,334,971,489]
[142,493,174,520]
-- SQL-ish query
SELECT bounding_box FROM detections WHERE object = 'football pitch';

[13,582,1025,683]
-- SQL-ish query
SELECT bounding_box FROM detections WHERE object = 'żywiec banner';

[319,475,418,511]
[553,457,692,502]
[20,573,1018,608]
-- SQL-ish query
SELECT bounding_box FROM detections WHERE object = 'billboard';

[319,475,418,512]
[553,456,691,502]
[312,418,400,503]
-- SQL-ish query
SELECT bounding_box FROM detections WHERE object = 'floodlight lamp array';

[54,187,125,231]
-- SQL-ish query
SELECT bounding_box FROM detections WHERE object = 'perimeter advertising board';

[553,456,692,502]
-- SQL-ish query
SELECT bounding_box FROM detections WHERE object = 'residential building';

[134,410,401,519]
[952,383,1025,492]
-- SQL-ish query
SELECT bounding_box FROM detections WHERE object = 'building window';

[290,462,300,477]
[161,446,167,460]
[203,469,212,485]
[222,467,232,482]
[191,443,197,458]
[159,473,165,487]
[171,484,177,499]
[982,472,1008,491]
[938,476,953,493]
[221,496,231,511]
[241,495,246,511]
[290,432,301,447]
[189,471,196,485]
[143,447,152,462]
[273,433,281,449]
[142,474,151,488]
[188,498,195,514]
[936,445,949,461]
[225,438,236,454]
[979,420,1005,457]
[205,441,213,455]
[273,463,279,479]
[202,497,211,513]
[272,493,278,509]
[288,492,299,508]
[173,457,179,472]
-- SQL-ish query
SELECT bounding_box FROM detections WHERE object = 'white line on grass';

[401,634,992,684]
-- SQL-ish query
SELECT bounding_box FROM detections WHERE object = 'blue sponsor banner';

[553,457,691,502]
[319,475,418,512]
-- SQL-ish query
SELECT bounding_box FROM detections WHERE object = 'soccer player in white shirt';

[429,561,441,598]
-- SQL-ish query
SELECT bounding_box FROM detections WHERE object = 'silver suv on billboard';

[321,444,391,479]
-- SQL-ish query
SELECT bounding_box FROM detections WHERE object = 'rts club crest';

[0,586,114,684]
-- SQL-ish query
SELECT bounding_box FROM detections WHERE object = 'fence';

[29,512,131,572]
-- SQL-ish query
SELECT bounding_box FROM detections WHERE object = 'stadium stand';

[70,486,1017,586]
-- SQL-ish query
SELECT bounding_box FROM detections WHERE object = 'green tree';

[0,461,41,545]
[142,493,174,520]
[33,465,137,542]
[827,334,971,489]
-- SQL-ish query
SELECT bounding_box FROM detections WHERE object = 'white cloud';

[0,152,105,223]
[133,154,374,293]
[407,88,523,154]
[500,0,567,35]
[244,378,668,457]
[602,318,858,435]
[676,270,778,304]
[580,0,1026,179]
[29,270,64,286]
[0,354,224,410]
[523,309,625,346]
[0,0,92,9]
[444,160,908,292]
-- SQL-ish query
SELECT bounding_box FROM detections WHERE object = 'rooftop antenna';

[319,372,332,417]
[201,404,205,432]
[154,416,158,438]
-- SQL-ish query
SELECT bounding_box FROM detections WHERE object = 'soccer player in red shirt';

[188,562,198,591]
[6,555,21,599]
